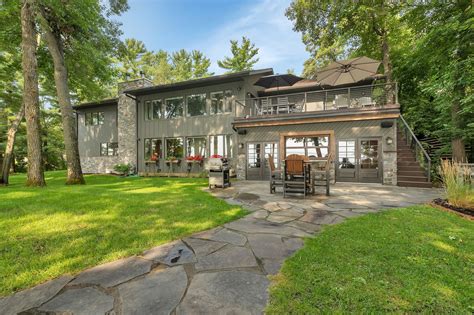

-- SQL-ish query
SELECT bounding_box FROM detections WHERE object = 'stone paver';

[176,271,269,315]
[38,287,114,315]
[118,266,187,315]
[141,240,196,265]
[195,245,259,271]
[0,276,73,315]
[192,227,247,246]
[2,181,441,315]
[183,237,226,257]
[71,256,152,288]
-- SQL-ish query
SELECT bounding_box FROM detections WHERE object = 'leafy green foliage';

[267,206,473,313]
[115,39,213,84]
[0,171,246,295]
[217,36,259,72]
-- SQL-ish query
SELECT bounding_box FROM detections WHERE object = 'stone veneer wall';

[81,156,121,174]
[117,78,153,173]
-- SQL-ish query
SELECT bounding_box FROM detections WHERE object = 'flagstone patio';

[0,181,441,315]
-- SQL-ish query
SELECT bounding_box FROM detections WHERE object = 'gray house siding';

[136,76,263,173]
[236,119,397,184]
[77,104,120,173]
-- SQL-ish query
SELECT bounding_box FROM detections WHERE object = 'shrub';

[113,163,132,175]
[438,160,473,208]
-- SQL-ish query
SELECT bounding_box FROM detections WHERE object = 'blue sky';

[116,0,309,75]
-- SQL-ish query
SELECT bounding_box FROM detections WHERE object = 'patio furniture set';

[269,153,333,198]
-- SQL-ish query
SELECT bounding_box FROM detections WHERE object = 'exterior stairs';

[397,131,432,188]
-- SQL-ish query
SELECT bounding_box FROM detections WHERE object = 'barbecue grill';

[208,157,231,188]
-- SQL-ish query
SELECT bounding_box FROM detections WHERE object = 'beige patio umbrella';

[316,56,381,86]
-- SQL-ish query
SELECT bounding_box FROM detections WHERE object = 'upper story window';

[285,136,329,159]
[210,90,233,115]
[210,135,232,158]
[100,142,118,156]
[187,94,207,117]
[85,112,104,126]
[165,97,184,119]
[145,99,163,120]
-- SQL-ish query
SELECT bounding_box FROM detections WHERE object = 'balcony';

[235,83,398,119]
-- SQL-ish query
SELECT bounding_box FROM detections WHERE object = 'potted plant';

[165,156,180,165]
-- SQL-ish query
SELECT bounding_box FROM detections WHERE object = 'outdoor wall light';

[238,143,244,149]
[386,137,393,145]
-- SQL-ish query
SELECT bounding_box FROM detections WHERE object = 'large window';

[209,135,232,158]
[165,97,184,119]
[85,112,104,126]
[186,137,207,157]
[285,136,329,159]
[145,99,163,120]
[187,94,207,116]
[144,138,162,160]
[100,142,118,156]
[166,138,184,158]
[210,90,233,115]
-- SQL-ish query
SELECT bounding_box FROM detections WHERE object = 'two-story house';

[73,65,432,187]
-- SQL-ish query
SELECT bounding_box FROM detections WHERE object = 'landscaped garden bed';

[266,205,473,313]
[0,171,246,296]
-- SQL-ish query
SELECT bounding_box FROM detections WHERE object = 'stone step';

[397,180,432,188]
[398,161,421,167]
[398,175,428,182]
[398,170,426,177]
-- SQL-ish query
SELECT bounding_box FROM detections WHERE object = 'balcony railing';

[235,82,398,118]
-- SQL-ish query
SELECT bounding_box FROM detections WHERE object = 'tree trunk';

[451,96,466,162]
[21,0,45,187]
[40,14,85,184]
[0,104,25,185]
[381,31,396,105]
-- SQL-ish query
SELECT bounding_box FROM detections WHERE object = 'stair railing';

[398,115,431,182]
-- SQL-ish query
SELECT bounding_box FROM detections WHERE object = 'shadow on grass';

[0,171,246,296]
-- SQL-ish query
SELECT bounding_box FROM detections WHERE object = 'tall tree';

[37,0,128,184]
[171,49,213,81]
[399,0,473,161]
[217,37,259,73]
[21,0,45,186]
[286,0,404,92]
[0,1,23,185]
[116,38,147,81]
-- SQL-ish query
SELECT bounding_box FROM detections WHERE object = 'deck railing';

[398,114,432,182]
[235,82,398,118]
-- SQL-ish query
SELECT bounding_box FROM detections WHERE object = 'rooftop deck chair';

[283,154,311,198]
[277,97,290,114]
[267,154,282,193]
[260,98,272,115]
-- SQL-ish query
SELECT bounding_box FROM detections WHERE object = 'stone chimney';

[117,78,153,172]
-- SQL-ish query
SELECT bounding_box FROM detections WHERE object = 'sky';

[116,0,310,75]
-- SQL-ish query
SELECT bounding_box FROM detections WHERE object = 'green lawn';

[0,171,246,296]
[267,206,473,314]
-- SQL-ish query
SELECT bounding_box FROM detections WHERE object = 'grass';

[267,205,474,314]
[439,159,474,209]
[0,171,246,296]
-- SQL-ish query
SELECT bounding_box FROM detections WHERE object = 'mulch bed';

[432,198,474,220]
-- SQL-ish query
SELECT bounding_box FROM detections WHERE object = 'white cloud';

[198,0,309,75]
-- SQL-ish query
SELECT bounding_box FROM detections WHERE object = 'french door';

[336,138,381,183]
[246,142,279,180]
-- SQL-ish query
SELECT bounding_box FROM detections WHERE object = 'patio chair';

[311,152,333,196]
[335,94,349,109]
[260,98,272,115]
[283,154,311,198]
[267,154,282,193]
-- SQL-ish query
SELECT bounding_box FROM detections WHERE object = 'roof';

[124,68,274,96]
[72,97,118,110]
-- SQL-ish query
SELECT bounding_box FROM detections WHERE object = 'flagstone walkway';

[0,182,441,315]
